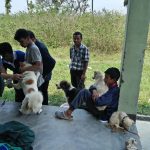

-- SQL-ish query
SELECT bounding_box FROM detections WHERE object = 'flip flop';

[55,111,73,120]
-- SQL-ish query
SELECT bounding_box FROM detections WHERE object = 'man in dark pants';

[69,32,89,89]
[28,30,56,105]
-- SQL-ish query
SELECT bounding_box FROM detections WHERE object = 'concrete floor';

[0,101,142,150]
[136,120,150,150]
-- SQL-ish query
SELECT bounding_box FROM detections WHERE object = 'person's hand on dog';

[92,89,99,102]
[12,74,23,81]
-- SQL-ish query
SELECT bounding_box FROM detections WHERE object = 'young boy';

[69,32,89,89]
[14,29,44,101]
[0,42,24,102]
[55,67,120,121]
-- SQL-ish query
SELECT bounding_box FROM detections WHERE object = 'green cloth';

[0,143,22,150]
[0,121,35,150]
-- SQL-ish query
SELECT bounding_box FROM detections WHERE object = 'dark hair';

[105,67,120,81]
[28,30,36,39]
[0,42,13,56]
[73,32,82,39]
[14,28,29,41]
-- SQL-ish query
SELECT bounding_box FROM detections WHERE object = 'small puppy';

[13,62,43,114]
[126,138,138,150]
[108,111,134,132]
[90,71,108,111]
[92,71,108,96]
[56,80,79,106]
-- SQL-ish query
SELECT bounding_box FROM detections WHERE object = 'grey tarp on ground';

[0,101,142,150]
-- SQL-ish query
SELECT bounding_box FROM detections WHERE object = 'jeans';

[70,89,105,119]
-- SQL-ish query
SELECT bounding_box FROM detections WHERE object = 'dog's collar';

[121,115,128,125]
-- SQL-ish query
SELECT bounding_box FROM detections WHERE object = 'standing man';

[70,32,89,89]
[28,30,56,105]
[14,29,44,102]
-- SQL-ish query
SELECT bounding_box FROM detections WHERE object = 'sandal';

[55,111,73,120]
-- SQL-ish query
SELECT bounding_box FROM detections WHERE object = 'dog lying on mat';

[13,62,43,114]
[108,111,134,132]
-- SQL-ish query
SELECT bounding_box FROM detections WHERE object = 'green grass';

[2,47,149,115]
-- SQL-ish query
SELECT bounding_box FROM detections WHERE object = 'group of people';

[55,32,120,122]
[0,30,120,122]
[0,29,56,105]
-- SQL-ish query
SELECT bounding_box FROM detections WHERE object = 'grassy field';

[2,47,150,115]
[0,11,150,115]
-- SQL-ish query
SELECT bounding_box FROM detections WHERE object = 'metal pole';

[92,0,93,14]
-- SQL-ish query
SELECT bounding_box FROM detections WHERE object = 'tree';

[35,0,89,14]
[27,0,35,12]
[5,0,11,15]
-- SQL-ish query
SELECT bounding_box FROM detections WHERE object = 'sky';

[0,0,127,14]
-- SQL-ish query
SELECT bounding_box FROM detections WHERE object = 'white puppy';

[92,71,108,96]
[126,138,138,150]
[14,62,43,114]
[91,71,108,111]
[108,111,134,132]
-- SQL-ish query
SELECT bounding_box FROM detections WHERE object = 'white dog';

[108,111,134,132]
[90,71,108,111]
[13,62,43,114]
[125,138,138,150]
[92,71,108,96]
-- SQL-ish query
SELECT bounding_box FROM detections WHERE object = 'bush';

[0,10,125,53]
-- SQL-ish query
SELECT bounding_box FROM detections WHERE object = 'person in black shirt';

[28,31,56,105]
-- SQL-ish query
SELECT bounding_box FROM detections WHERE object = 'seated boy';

[55,67,120,121]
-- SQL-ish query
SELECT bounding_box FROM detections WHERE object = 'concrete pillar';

[118,0,150,121]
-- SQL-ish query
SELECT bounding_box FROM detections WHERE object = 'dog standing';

[56,80,79,106]
[13,62,43,114]
[108,111,134,132]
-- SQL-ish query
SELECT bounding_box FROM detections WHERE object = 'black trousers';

[0,76,4,97]
[38,80,49,105]
[70,70,85,89]
[15,80,50,105]
[15,89,25,102]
